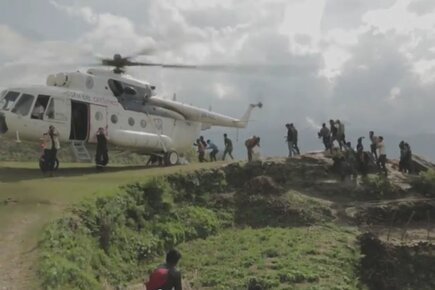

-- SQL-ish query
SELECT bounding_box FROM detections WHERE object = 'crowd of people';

[193,133,236,163]
[192,119,415,179]
[40,119,415,178]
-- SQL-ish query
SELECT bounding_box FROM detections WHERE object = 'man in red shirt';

[146,249,182,290]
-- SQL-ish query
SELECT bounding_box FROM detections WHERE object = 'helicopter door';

[70,101,88,141]
[88,104,107,143]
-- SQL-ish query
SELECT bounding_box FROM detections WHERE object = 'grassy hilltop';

[2,153,435,290]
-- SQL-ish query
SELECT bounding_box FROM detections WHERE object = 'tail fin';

[236,102,263,128]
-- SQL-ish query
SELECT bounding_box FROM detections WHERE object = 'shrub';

[38,178,227,289]
[412,169,435,196]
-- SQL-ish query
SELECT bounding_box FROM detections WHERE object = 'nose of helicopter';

[0,112,8,134]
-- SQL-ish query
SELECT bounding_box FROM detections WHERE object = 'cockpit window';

[0,91,20,111]
[12,94,35,116]
[108,79,152,112]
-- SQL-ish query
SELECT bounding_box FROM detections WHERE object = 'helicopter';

[0,52,262,166]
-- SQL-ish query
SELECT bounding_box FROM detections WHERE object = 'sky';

[1,0,435,158]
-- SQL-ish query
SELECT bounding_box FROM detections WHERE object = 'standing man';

[404,142,413,173]
[207,139,219,162]
[194,139,207,162]
[399,141,413,173]
[290,123,300,155]
[222,133,234,160]
[318,123,331,150]
[377,136,387,176]
[199,136,207,148]
[356,137,369,176]
[245,136,260,162]
[46,125,60,175]
[95,127,109,168]
[329,119,338,150]
[286,123,295,157]
[336,120,346,150]
[369,131,380,161]
[145,249,182,290]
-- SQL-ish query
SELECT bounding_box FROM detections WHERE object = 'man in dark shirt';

[318,123,331,150]
[222,133,234,160]
[146,249,182,290]
[95,127,109,168]
[290,123,300,155]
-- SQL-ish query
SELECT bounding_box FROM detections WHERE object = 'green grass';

[0,161,222,289]
[170,225,364,290]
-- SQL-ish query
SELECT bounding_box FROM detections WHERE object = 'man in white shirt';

[369,131,380,161]
[376,136,387,176]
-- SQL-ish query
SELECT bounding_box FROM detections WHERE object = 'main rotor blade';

[125,47,156,59]
[124,61,293,74]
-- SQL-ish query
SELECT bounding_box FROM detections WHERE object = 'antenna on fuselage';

[173,93,176,101]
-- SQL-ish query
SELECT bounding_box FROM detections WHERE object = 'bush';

[38,178,228,289]
[361,175,397,198]
[412,169,435,196]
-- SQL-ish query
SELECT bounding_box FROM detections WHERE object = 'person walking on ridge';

[245,136,260,162]
[207,139,219,162]
[318,123,331,150]
[222,133,234,160]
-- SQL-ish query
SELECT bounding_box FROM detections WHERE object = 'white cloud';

[2,0,435,141]
[388,86,401,101]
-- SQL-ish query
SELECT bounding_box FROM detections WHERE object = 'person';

[318,123,331,150]
[285,123,297,157]
[40,132,51,172]
[95,127,109,168]
[344,141,358,180]
[31,101,44,119]
[356,137,364,153]
[207,139,219,162]
[146,155,163,167]
[245,136,260,162]
[336,120,346,150]
[399,141,413,173]
[194,138,207,162]
[290,123,300,155]
[199,136,207,148]
[45,125,60,175]
[376,136,387,176]
[145,249,182,290]
[404,142,413,173]
[369,131,380,161]
[329,119,338,150]
[399,141,406,173]
[222,133,234,160]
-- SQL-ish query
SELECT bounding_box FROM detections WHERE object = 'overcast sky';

[1,0,435,155]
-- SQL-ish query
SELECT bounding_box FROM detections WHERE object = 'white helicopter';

[0,53,262,165]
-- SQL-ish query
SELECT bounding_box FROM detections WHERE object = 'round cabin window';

[111,114,118,124]
[140,119,147,128]
[128,117,135,126]
[95,111,103,121]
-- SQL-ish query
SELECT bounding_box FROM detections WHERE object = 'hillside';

[32,154,435,290]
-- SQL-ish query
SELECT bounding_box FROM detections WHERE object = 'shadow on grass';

[0,164,155,182]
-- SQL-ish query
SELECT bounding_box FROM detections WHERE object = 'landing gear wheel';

[164,151,179,166]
